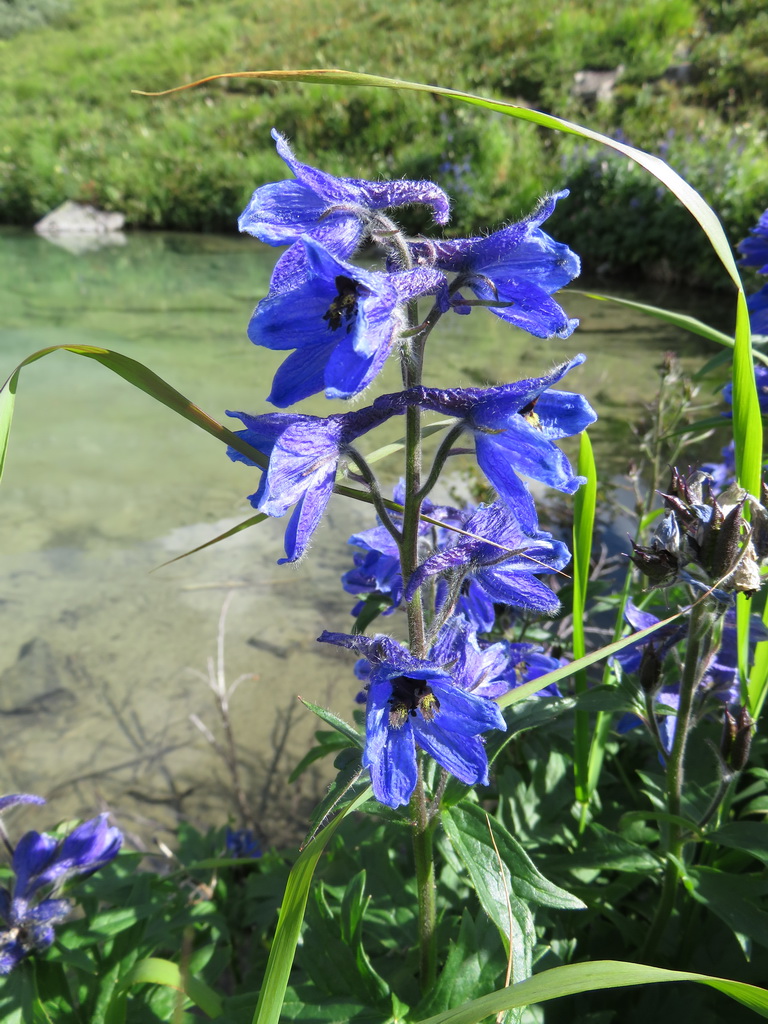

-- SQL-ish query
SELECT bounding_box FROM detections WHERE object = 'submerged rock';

[0,637,76,715]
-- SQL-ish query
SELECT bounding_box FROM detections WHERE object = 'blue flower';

[342,534,403,616]
[737,209,768,274]
[227,403,401,564]
[0,794,45,815]
[701,440,736,491]
[409,191,580,338]
[405,501,571,616]
[612,599,687,677]
[247,237,448,406]
[318,632,505,808]
[747,284,768,335]
[377,355,596,530]
[430,615,511,699]
[239,129,450,263]
[341,482,465,614]
[722,364,768,412]
[0,807,121,974]
[499,643,568,698]
[224,828,261,860]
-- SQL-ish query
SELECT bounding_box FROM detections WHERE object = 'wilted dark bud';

[630,540,679,586]
[710,499,746,580]
[638,643,664,695]
[721,705,754,772]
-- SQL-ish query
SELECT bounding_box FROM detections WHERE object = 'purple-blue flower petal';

[239,129,450,261]
[12,832,58,898]
[0,794,45,815]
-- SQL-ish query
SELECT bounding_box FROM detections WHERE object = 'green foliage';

[2,0,768,281]
[0,0,71,40]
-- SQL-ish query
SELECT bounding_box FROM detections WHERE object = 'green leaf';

[0,344,381,521]
[278,986,374,1023]
[351,593,395,635]
[496,605,688,708]
[705,822,768,865]
[104,957,223,1022]
[546,824,659,874]
[365,418,456,465]
[681,865,768,949]
[0,345,268,491]
[302,750,367,841]
[153,512,269,568]
[410,960,768,1024]
[442,805,585,912]
[141,70,743,287]
[289,731,360,782]
[298,700,363,747]
[88,907,147,937]
[300,877,389,1005]
[442,803,583,985]
[620,810,701,836]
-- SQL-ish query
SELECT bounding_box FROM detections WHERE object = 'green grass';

[2,0,767,281]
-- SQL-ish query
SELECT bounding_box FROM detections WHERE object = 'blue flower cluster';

[738,209,768,335]
[231,132,595,807]
[0,794,121,974]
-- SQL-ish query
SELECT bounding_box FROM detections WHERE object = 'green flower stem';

[642,599,718,959]
[416,421,467,503]
[696,772,734,831]
[344,445,402,546]
[412,768,438,990]
[643,689,669,762]
[398,297,438,985]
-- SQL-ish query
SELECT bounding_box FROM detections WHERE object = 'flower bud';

[710,499,745,581]
[638,643,664,695]
[721,705,754,772]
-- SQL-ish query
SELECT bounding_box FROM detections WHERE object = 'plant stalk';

[642,598,717,959]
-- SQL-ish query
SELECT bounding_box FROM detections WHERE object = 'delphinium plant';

[3,72,768,1024]
[217,129,597,1001]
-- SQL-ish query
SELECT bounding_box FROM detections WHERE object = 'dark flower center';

[519,396,541,428]
[323,275,359,333]
[388,675,441,729]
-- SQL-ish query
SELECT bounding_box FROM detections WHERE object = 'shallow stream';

[0,227,733,847]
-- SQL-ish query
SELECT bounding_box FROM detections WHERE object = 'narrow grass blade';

[572,290,756,357]
[152,513,269,570]
[0,345,268,488]
[252,786,372,1024]
[136,69,743,288]
[497,605,687,709]
[411,960,768,1024]
[571,432,596,805]
[365,419,455,465]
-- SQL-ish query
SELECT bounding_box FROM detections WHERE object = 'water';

[0,227,731,847]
